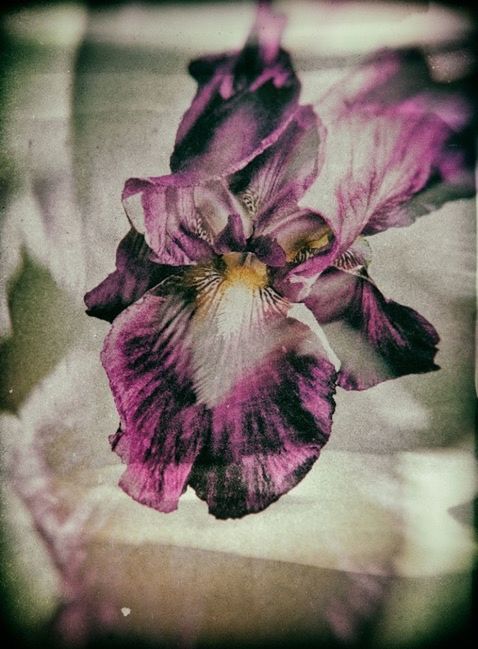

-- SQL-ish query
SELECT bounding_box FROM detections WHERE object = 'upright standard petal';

[315,50,401,118]
[170,2,299,176]
[305,268,439,391]
[314,50,474,238]
[84,229,171,322]
[304,103,453,255]
[102,255,337,518]
[229,105,323,223]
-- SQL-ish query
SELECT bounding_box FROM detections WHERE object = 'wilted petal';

[84,229,171,322]
[122,174,249,265]
[102,260,337,518]
[305,268,439,390]
[171,3,299,176]
[305,103,454,254]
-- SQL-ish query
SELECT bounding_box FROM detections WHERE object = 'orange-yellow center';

[222,252,268,290]
[286,225,333,262]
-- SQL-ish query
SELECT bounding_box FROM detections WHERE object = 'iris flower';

[85,4,471,518]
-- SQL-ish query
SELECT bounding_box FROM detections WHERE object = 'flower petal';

[258,207,339,302]
[122,174,250,265]
[312,50,474,245]
[229,105,323,219]
[170,3,299,176]
[316,50,413,119]
[305,102,455,254]
[305,268,439,390]
[84,229,171,322]
[102,285,209,513]
[102,262,337,518]
[317,49,470,131]
[185,276,338,518]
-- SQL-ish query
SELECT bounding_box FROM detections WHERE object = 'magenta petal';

[84,229,171,322]
[170,4,299,176]
[316,50,407,120]
[312,49,474,246]
[180,271,337,518]
[305,269,439,390]
[305,104,455,254]
[318,48,469,130]
[189,342,336,519]
[230,105,323,217]
[122,175,211,265]
[102,264,337,518]
[122,174,249,265]
[101,286,209,512]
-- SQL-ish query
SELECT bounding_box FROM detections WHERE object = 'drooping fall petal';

[102,285,208,512]
[102,260,337,518]
[185,266,338,518]
[84,229,171,322]
[305,268,439,390]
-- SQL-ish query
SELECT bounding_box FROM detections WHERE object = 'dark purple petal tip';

[337,280,440,391]
[188,346,336,519]
[170,3,300,177]
[306,269,440,391]
[84,229,171,323]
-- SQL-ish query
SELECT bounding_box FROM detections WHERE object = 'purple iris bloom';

[85,4,471,518]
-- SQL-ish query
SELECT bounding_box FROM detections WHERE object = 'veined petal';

[317,49,471,131]
[185,263,337,518]
[122,174,250,265]
[313,50,474,242]
[170,3,299,176]
[316,50,402,119]
[84,229,171,322]
[305,268,439,390]
[102,257,337,518]
[230,105,323,220]
[102,285,209,513]
[304,103,453,254]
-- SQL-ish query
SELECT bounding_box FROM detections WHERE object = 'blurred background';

[0,1,476,648]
